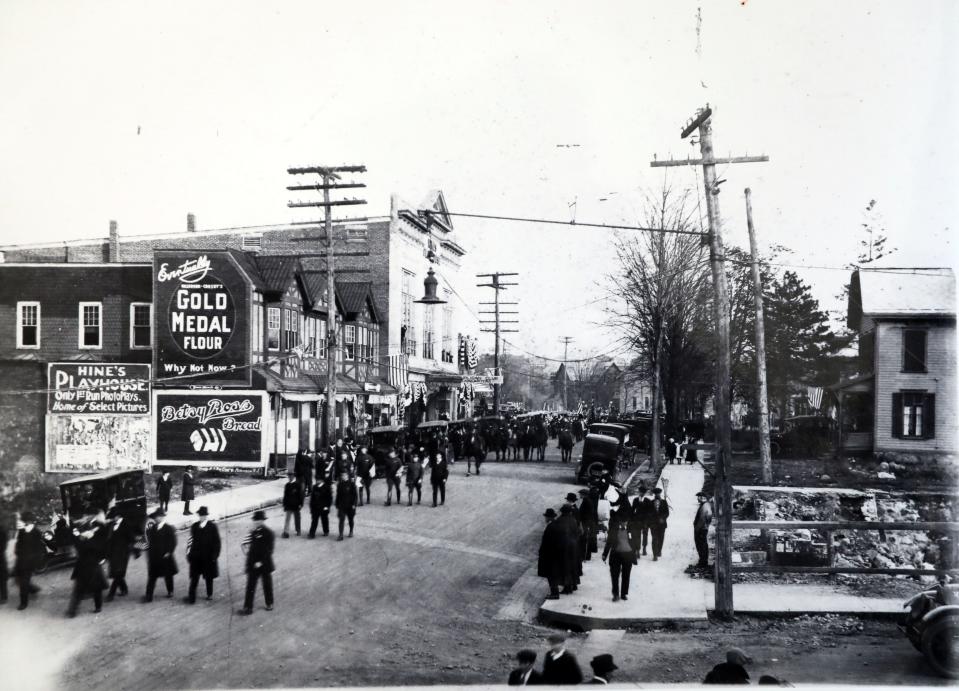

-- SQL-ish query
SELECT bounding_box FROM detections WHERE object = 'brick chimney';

[187,213,196,232]
[108,220,120,262]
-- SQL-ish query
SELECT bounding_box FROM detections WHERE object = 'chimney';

[108,220,120,262]
[187,213,196,233]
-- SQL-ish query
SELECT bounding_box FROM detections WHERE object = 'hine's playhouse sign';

[153,251,250,386]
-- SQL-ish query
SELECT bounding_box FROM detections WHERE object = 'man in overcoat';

[405,450,424,505]
[13,512,46,610]
[556,504,582,593]
[693,491,713,568]
[282,473,303,538]
[335,473,358,541]
[602,510,637,601]
[629,484,653,557]
[66,511,109,617]
[308,476,333,537]
[294,448,313,497]
[239,510,274,614]
[105,507,136,600]
[428,451,449,507]
[649,488,670,560]
[383,450,402,506]
[185,506,221,603]
[143,509,178,601]
[578,488,598,559]
[537,508,565,599]
[156,471,173,513]
[355,445,375,507]
[541,632,583,685]
[181,466,196,515]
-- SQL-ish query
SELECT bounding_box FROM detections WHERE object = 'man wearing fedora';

[537,507,566,599]
[105,507,136,601]
[693,490,713,568]
[541,632,582,685]
[13,511,46,610]
[308,475,333,538]
[239,510,274,614]
[66,510,109,617]
[649,487,670,561]
[556,504,582,594]
[181,465,196,516]
[143,509,178,602]
[507,649,542,686]
[383,450,403,506]
[588,653,618,684]
[185,506,221,604]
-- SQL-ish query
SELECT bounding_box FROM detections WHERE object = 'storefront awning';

[280,392,323,402]
[256,368,326,394]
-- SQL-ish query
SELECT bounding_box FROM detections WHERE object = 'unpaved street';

[0,453,948,688]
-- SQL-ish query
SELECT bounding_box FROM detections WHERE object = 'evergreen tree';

[764,271,847,416]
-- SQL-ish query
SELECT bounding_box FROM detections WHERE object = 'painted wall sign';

[47,363,151,415]
[154,390,268,468]
[153,251,251,386]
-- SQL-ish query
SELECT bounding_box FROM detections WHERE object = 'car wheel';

[921,613,959,678]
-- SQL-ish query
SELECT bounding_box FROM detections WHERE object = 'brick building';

[0,261,153,474]
[0,190,478,472]
[835,268,956,454]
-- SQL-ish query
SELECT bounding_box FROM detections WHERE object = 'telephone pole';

[286,164,367,446]
[477,272,518,414]
[560,337,573,411]
[745,188,773,484]
[651,106,768,619]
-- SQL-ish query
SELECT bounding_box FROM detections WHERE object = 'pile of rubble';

[732,487,958,577]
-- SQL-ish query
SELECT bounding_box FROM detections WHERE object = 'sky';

[0,1,956,364]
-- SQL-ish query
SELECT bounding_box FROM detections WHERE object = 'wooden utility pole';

[477,272,518,414]
[560,337,573,411]
[651,106,768,618]
[745,188,773,484]
[286,165,367,446]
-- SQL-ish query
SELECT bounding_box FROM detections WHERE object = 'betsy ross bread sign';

[154,390,268,468]
[153,250,251,386]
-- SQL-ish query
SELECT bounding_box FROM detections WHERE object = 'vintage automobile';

[576,433,621,484]
[410,419,449,457]
[900,581,959,678]
[588,422,633,445]
[40,469,148,571]
[368,425,407,476]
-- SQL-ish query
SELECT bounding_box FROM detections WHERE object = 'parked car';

[368,425,407,476]
[900,581,959,678]
[577,433,621,484]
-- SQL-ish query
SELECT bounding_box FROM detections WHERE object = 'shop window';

[79,302,102,349]
[16,301,40,349]
[130,303,152,348]
[267,307,280,350]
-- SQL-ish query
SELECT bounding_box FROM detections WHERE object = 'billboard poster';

[154,390,268,469]
[45,415,152,473]
[47,363,151,415]
[153,251,251,386]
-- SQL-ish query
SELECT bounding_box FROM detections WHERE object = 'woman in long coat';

[67,514,109,616]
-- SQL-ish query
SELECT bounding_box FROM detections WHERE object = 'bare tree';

[606,183,711,462]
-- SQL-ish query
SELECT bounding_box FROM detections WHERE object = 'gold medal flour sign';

[153,251,251,386]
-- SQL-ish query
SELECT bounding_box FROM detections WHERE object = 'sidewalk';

[539,463,906,629]
[540,462,712,628]
[151,477,287,532]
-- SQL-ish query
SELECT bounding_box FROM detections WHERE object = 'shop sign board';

[46,415,152,473]
[47,363,151,415]
[153,251,251,386]
[154,390,268,469]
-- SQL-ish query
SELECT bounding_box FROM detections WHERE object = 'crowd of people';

[538,473,685,603]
